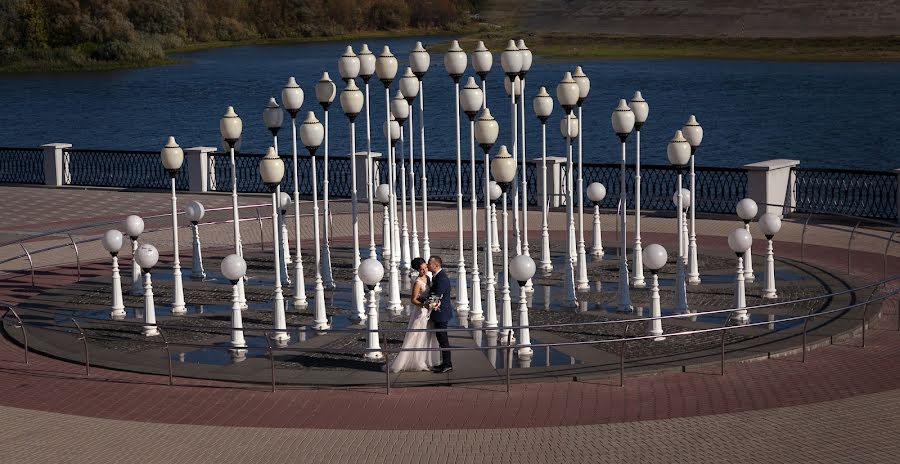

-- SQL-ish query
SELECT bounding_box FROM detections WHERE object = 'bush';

[91,40,163,62]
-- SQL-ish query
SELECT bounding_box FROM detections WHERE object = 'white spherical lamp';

[586,182,606,204]
[358,257,385,288]
[135,243,160,271]
[667,130,691,167]
[728,228,753,255]
[101,230,124,255]
[736,198,759,222]
[221,254,247,284]
[123,215,144,239]
[643,244,668,272]
[185,201,205,224]
[758,213,782,238]
[509,254,536,284]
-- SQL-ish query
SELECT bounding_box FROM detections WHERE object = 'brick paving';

[1,185,899,462]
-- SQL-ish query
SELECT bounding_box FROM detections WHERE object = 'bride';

[386,257,440,373]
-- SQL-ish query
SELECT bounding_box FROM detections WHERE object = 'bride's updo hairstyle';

[411,257,427,272]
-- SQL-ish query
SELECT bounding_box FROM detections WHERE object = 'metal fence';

[0,147,44,184]
[794,167,898,220]
[66,149,190,190]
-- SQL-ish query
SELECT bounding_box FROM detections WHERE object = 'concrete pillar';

[744,159,800,217]
[353,151,382,202]
[41,143,71,187]
[185,146,217,192]
[535,156,566,208]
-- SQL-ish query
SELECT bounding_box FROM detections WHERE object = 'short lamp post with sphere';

[672,188,691,256]
[382,115,403,314]
[490,145,517,343]
[299,111,330,330]
[611,99,635,312]
[259,147,289,343]
[134,243,160,337]
[185,201,206,280]
[728,227,753,322]
[667,130,691,314]
[758,213,782,299]
[643,243,668,341]
[736,198,758,282]
[280,77,309,310]
[101,229,125,320]
[682,115,703,285]
[510,254,536,359]
[277,192,292,285]
[475,108,500,326]
[376,184,392,273]
[123,215,145,296]
[586,182,606,260]
[489,181,502,252]
[461,76,484,321]
[316,71,337,289]
[160,136,187,315]
[221,254,247,353]
[533,86,554,274]
[342,80,367,322]
[359,258,385,360]
[220,106,248,310]
[629,91,649,288]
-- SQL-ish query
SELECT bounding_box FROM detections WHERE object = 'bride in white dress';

[386,257,440,372]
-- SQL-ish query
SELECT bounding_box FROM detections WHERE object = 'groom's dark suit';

[428,268,453,368]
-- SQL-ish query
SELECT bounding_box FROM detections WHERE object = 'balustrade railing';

[0,147,44,184]
[66,149,190,190]
[794,167,898,220]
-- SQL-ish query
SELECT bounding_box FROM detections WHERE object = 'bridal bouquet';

[424,294,443,311]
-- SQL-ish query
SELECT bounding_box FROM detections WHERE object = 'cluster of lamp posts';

[96,39,787,360]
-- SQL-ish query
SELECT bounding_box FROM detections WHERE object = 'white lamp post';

[728,227,753,322]
[510,253,536,358]
[736,198,758,282]
[572,66,590,291]
[259,147,289,342]
[472,41,492,106]
[101,229,125,320]
[445,39,470,313]
[758,213,782,299]
[160,136,186,315]
[475,108,500,326]
[557,72,579,308]
[359,257,385,359]
[533,87,554,274]
[390,90,412,274]
[123,215,144,296]
[280,78,309,310]
[342,80,367,322]
[672,188,692,255]
[358,44,378,260]
[667,130,691,314]
[264,96,289,274]
[134,243,160,336]
[683,115,703,285]
[277,192,292,285]
[501,40,523,257]
[316,71,338,289]
[221,254,247,352]
[409,41,431,259]
[629,91,649,288]
[586,182,606,259]
[376,183,392,268]
[611,99,635,312]
[382,116,402,313]
[518,40,533,268]
[400,67,421,260]
[220,106,248,310]
[489,181,501,251]
[490,145,517,342]
[461,77,484,321]
[643,243,668,341]
[300,111,330,330]
[185,201,206,280]
[376,45,400,312]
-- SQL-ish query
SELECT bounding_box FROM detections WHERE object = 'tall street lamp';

[475,108,500,326]
[501,40,523,256]
[185,201,206,280]
[490,145,517,342]
[758,213,782,299]
[517,39,533,268]
[667,130,691,314]
[259,147,289,342]
[736,198,758,282]
[557,72,579,308]
[409,42,431,258]
[382,114,403,313]
[134,243,160,337]
[300,111,330,330]
[629,91,649,287]
[445,39,470,313]
[510,253,536,359]
[472,41,492,106]
[264,96,289,277]
[101,229,125,320]
[586,182,606,259]
[461,76,484,321]
[683,115,703,285]
[221,254,248,353]
[390,90,411,273]
[342,80,367,322]
[643,243,667,341]
[573,66,590,291]
[280,79,309,310]
[728,227,753,322]
[375,46,399,274]
[533,86,554,274]
[358,44,378,259]
[359,257,385,359]
[611,99,635,312]
[123,215,144,296]
[316,71,338,289]
[400,67,421,260]
[160,136,186,315]
[220,107,247,309]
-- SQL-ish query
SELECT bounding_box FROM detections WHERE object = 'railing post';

[68,233,81,282]
[619,323,630,387]
[382,330,391,395]
[41,143,72,187]
[848,221,860,275]
[6,307,28,364]
[19,243,35,287]
[744,159,800,217]
[71,318,90,376]
[185,146,216,193]
[264,333,276,393]
[505,333,514,393]
[720,313,733,375]
[158,327,174,386]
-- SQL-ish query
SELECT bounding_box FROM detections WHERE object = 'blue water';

[2,36,899,170]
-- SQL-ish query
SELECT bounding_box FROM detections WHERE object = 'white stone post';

[185,147,216,192]
[41,143,71,186]
[745,159,800,217]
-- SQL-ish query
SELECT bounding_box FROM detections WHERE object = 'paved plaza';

[1,185,899,463]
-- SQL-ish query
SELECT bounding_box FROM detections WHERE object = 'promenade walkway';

[1,185,898,463]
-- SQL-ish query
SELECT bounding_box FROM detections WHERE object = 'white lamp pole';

[668,131,691,314]
[160,136,186,315]
[221,254,247,353]
[300,111,331,330]
[629,91,649,287]
[220,107,247,309]
[184,201,206,280]
[683,115,703,285]
[377,184,392,267]
[264,97,291,286]
[586,183,606,261]
[611,99,635,312]
[510,254,536,359]
[759,213,782,299]
[557,73,580,308]
[342,81,367,322]
[573,66,590,291]
[123,215,144,296]
[737,198,758,282]
[410,42,431,259]
[476,110,500,326]
[280,79,309,310]
[501,41,523,256]
[461,77,484,321]
[391,91,411,273]
[673,188,692,259]
[278,192,292,286]
[357,45,377,261]
[135,244,160,337]
[643,244,668,341]
[533,87,554,274]
[518,39,533,265]
[445,39,469,312]
[101,230,125,320]
[259,148,289,342]
[400,67,421,260]
[491,146,517,342]
[359,258,385,359]
[317,72,339,289]
[376,46,400,313]
[383,116,402,313]
[728,228,753,321]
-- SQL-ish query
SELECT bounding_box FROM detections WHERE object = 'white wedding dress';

[386,276,440,373]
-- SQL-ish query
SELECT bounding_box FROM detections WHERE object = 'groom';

[427,256,453,373]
